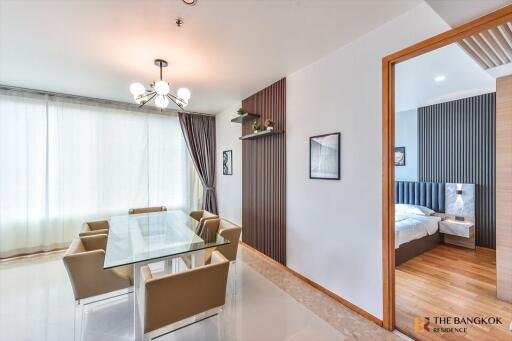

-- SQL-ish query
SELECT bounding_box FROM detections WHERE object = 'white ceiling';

[395,0,512,113]
[0,0,420,114]
[426,0,511,27]
[395,43,496,113]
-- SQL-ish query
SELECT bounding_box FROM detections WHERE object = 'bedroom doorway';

[382,4,512,340]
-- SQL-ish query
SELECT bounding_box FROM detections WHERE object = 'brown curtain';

[178,112,218,214]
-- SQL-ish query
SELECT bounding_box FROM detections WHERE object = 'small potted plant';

[264,118,274,131]
[251,120,261,133]
[237,107,247,116]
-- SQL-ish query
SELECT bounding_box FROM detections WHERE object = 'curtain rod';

[0,84,215,117]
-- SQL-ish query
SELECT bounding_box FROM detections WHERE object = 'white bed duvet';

[395,213,441,249]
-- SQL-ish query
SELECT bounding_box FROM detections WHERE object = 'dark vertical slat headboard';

[395,181,445,213]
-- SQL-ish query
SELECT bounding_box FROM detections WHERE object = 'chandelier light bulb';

[155,95,169,109]
[154,80,170,95]
[130,82,145,96]
[177,87,191,101]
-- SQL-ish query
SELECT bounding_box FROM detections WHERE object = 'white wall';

[216,103,242,225]
[286,2,449,319]
[395,109,418,182]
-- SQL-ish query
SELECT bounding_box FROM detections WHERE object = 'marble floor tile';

[237,246,399,341]
[0,247,395,341]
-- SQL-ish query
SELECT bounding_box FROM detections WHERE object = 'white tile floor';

[0,252,345,341]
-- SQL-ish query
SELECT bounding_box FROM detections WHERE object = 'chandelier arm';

[167,94,184,109]
[167,93,188,105]
[168,93,189,108]
[139,92,156,107]
[138,91,154,100]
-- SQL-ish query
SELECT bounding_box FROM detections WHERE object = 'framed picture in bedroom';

[395,147,406,166]
[223,150,233,175]
[309,132,340,180]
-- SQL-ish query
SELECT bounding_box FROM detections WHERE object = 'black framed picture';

[309,132,340,180]
[223,150,233,175]
[395,147,406,166]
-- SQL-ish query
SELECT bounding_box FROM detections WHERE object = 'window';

[0,94,201,258]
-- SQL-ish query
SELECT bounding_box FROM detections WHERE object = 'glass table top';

[104,210,229,269]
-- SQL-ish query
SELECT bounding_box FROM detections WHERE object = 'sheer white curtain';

[0,94,202,258]
[0,95,49,257]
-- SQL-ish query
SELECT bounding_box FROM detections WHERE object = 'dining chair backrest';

[141,251,229,334]
[62,234,132,301]
[198,218,220,243]
[129,206,167,215]
[189,210,218,235]
[189,210,217,222]
[79,220,109,237]
[216,219,242,262]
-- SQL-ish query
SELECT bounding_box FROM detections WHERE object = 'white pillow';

[395,204,435,216]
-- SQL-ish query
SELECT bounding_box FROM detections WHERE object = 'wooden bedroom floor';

[395,245,512,341]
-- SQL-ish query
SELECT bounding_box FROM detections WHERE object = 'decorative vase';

[254,130,259,134]
[266,126,274,131]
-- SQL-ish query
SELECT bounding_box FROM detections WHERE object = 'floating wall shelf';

[231,113,260,123]
[239,130,283,140]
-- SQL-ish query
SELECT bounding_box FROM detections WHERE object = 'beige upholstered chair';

[197,218,220,242]
[181,218,220,268]
[79,220,110,237]
[189,210,217,223]
[63,234,132,301]
[214,220,242,302]
[140,251,229,337]
[129,206,167,215]
[214,219,242,262]
[200,219,242,265]
[189,210,218,235]
[182,218,240,269]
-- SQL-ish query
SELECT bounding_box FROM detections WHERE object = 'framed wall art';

[309,132,340,180]
[223,150,233,175]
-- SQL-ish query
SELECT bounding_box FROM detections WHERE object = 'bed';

[395,212,441,248]
[394,181,445,265]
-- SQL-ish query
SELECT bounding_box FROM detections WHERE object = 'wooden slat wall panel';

[418,93,496,249]
[242,78,286,265]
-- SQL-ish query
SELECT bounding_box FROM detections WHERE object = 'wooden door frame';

[382,4,512,330]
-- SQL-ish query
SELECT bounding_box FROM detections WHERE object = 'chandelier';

[129,59,191,110]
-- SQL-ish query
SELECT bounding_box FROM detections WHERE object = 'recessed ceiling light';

[434,75,446,82]
[182,0,197,5]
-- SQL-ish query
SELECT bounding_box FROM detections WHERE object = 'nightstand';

[439,219,475,249]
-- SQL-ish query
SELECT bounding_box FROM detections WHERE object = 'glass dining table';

[103,210,229,340]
